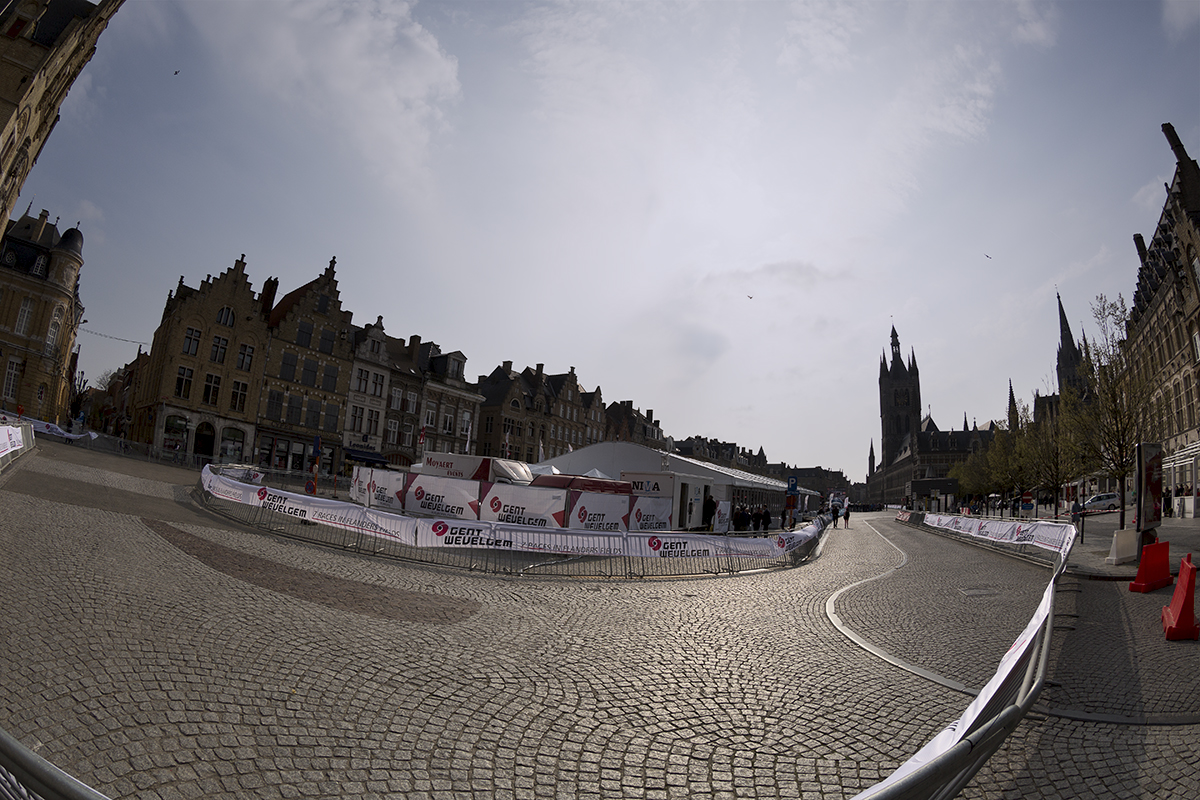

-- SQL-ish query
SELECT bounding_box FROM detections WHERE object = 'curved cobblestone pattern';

[3,443,1198,798]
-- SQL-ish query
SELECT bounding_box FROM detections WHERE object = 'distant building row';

[87,255,702,475]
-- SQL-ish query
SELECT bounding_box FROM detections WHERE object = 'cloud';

[1164,0,1200,42]
[1012,0,1059,47]
[1133,175,1170,214]
[183,0,460,194]
[777,0,868,77]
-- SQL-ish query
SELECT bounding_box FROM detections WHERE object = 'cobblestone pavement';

[1,443,1197,799]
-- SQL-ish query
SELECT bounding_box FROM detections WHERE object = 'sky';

[15,0,1200,482]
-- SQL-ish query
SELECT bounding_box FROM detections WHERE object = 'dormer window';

[32,255,46,277]
[449,358,462,379]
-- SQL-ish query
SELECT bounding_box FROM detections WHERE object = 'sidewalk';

[1066,509,1200,580]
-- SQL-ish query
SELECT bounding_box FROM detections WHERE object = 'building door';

[194,422,216,462]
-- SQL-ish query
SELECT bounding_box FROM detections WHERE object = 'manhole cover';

[958,587,1000,597]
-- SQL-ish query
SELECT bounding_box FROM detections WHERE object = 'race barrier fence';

[853,510,1076,800]
[0,422,34,473]
[196,464,829,578]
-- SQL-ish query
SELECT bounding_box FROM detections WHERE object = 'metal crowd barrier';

[194,469,826,579]
[0,422,34,474]
[853,511,1070,799]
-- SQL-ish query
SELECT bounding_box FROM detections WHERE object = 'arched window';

[216,306,235,326]
[43,306,63,355]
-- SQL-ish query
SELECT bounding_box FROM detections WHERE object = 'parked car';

[1083,492,1120,511]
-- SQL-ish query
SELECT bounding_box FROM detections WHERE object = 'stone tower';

[878,326,921,468]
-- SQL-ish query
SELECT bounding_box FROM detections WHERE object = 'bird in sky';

[747,295,753,299]
[174,70,180,75]
[985,254,992,259]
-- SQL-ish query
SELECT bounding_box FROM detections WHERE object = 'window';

[202,374,220,405]
[180,327,200,355]
[319,329,335,354]
[371,372,384,397]
[266,390,283,421]
[387,419,399,445]
[425,407,437,427]
[230,380,247,413]
[391,387,403,409]
[306,398,322,429]
[210,336,228,364]
[351,405,364,433]
[216,306,235,326]
[368,409,380,436]
[317,294,330,314]
[296,321,313,348]
[286,395,302,425]
[448,359,462,379]
[322,365,338,392]
[324,403,340,433]
[280,352,297,381]
[403,422,413,446]
[355,369,369,393]
[237,344,254,370]
[43,307,63,355]
[174,367,193,399]
[442,412,454,435]
[301,359,317,387]
[3,359,19,400]
[407,391,418,413]
[485,416,493,434]
[369,338,382,355]
[461,411,472,436]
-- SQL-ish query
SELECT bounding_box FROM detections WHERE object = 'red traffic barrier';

[1162,554,1199,641]
[1130,540,1174,593]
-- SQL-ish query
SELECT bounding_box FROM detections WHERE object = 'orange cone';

[1162,554,1199,641]
[1130,540,1173,592]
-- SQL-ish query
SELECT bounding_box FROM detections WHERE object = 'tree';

[1022,393,1084,519]
[1063,294,1160,530]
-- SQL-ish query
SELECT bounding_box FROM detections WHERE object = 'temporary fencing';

[196,464,827,578]
[852,510,1076,800]
[0,422,34,472]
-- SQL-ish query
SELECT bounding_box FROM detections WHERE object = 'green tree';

[1063,294,1159,530]
[1022,392,1084,519]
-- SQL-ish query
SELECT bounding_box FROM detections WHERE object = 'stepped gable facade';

[475,362,597,462]
[131,255,268,462]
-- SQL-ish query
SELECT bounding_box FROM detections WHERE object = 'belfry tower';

[878,326,922,468]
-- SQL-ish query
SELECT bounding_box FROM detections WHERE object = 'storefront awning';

[344,448,389,466]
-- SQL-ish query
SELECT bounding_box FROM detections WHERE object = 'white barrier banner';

[568,491,631,531]
[203,467,826,561]
[0,425,23,456]
[367,468,408,512]
[403,473,481,519]
[713,501,731,533]
[479,482,567,527]
[629,495,673,531]
[1,416,96,440]
[922,512,1074,559]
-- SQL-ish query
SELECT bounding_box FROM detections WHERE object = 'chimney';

[646,409,653,422]
[535,363,543,381]
[1134,233,1148,265]
[409,334,422,359]
[503,360,513,372]
[35,209,50,241]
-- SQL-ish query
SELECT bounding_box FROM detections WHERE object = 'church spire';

[1007,380,1019,430]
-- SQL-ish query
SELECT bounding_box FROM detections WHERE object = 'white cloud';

[778,0,868,77]
[1133,175,1170,214]
[1164,0,1200,41]
[1012,0,1059,47]
[183,0,460,195]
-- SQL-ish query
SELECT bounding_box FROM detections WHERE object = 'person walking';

[761,506,772,531]
[842,506,850,528]
[831,506,839,528]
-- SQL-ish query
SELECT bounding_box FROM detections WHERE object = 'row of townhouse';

[104,253,795,478]
[116,255,480,474]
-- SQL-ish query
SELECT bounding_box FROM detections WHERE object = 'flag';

[504,431,510,458]
[538,440,545,462]
[419,425,425,445]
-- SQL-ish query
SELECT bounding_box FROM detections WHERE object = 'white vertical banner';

[713,501,731,533]
[629,495,673,531]
[567,491,632,531]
